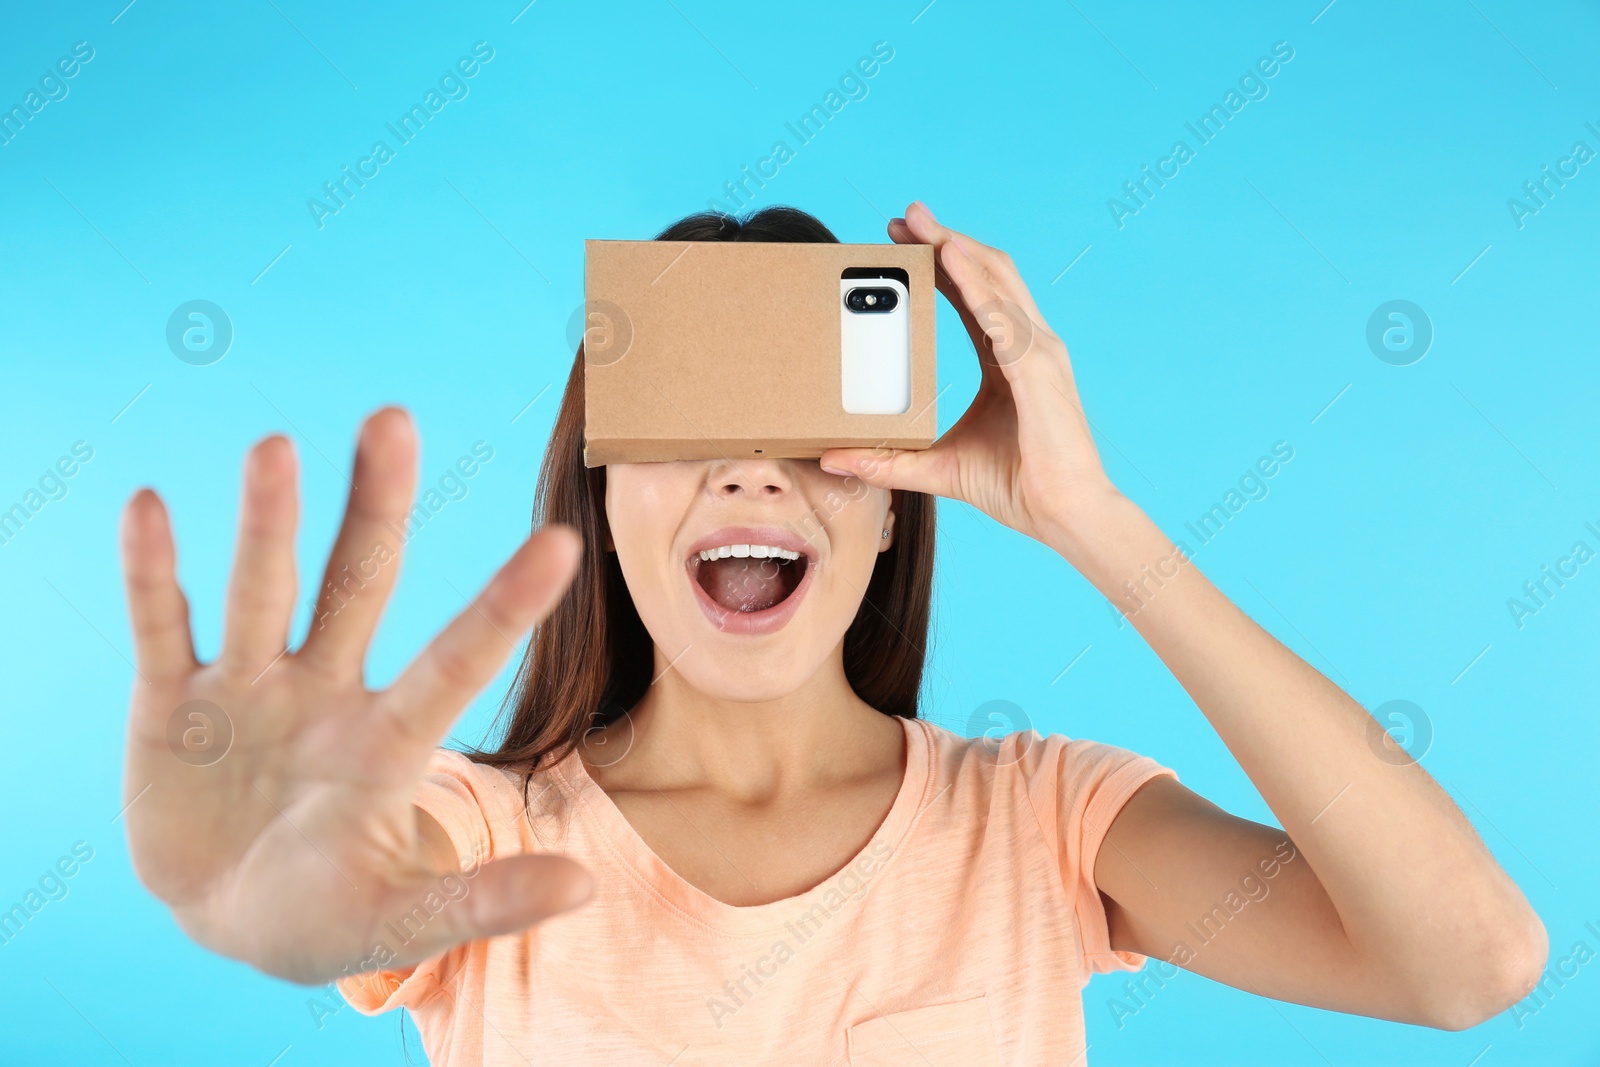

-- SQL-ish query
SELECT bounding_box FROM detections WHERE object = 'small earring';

[881,530,890,539]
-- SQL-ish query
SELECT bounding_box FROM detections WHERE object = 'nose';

[705,457,793,500]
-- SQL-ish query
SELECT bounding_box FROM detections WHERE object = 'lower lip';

[687,556,816,635]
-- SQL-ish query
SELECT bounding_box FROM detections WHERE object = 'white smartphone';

[840,270,911,415]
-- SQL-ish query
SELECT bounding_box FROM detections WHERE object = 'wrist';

[1040,483,1141,562]
[1044,491,1182,606]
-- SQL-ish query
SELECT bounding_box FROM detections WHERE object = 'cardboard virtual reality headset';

[581,239,937,466]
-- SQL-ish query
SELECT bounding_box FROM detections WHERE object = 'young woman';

[119,202,1545,1065]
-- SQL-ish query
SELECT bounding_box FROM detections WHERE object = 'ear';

[878,490,898,553]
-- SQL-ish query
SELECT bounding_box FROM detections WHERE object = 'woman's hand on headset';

[819,200,1120,551]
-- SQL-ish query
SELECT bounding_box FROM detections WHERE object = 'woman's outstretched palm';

[119,407,592,985]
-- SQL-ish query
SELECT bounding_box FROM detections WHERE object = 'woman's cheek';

[821,540,872,616]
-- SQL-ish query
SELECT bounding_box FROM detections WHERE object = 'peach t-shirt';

[336,715,1176,1065]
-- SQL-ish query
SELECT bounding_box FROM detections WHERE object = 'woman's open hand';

[819,202,1120,548]
[119,408,593,985]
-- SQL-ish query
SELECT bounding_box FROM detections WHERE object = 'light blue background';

[2,0,1596,1063]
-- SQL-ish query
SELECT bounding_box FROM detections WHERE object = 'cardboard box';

[582,240,937,466]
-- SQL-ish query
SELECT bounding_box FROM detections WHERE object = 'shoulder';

[418,747,542,811]
[915,718,1177,832]
[415,747,580,866]
[915,716,1168,784]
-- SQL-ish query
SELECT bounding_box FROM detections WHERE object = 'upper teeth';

[697,544,801,561]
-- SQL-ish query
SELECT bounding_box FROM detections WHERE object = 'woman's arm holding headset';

[820,202,1546,1030]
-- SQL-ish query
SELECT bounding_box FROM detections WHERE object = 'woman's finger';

[119,488,199,687]
[934,236,1046,378]
[889,215,962,302]
[891,215,978,316]
[818,444,952,497]
[362,854,594,974]
[219,436,300,677]
[893,203,1047,324]
[891,212,1043,378]
[297,408,418,681]
[376,524,582,761]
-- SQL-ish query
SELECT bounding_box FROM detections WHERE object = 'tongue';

[699,557,794,613]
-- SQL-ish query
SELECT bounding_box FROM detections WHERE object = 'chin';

[671,653,824,705]
[633,594,855,705]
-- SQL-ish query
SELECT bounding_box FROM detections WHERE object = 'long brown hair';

[467,205,936,781]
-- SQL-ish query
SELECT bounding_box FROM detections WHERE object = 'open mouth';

[683,528,819,634]
[689,544,809,613]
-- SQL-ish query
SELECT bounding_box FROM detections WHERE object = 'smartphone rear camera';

[845,286,898,314]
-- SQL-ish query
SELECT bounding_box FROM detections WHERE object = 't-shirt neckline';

[550,715,933,937]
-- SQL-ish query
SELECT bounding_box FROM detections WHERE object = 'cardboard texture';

[582,240,936,466]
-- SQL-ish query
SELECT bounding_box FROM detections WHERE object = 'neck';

[584,642,904,802]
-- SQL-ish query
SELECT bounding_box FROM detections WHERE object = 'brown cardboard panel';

[582,240,936,466]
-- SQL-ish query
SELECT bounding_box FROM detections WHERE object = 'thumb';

[819,446,945,497]
[367,854,594,972]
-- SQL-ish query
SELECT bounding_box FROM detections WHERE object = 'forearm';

[1048,489,1545,1003]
